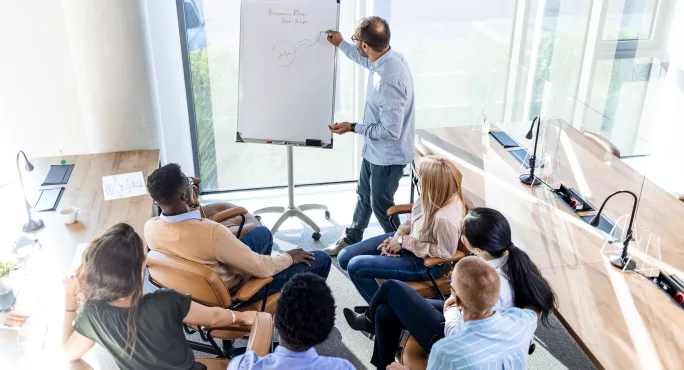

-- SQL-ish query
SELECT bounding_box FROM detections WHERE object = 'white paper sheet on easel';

[102,171,147,201]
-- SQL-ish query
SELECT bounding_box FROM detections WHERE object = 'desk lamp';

[16,150,44,232]
[590,190,638,271]
[519,117,542,187]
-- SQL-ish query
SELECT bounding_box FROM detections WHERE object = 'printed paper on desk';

[102,171,147,201]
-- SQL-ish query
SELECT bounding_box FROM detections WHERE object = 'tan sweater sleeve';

[211,224,292,278]
[403,218,462,259]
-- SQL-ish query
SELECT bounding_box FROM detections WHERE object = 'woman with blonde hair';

[337,155,467,307]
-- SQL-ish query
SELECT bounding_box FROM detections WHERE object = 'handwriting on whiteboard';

[272,32,323,67]
[269,8,308,25]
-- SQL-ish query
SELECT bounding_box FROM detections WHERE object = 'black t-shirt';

[74,289,195,370]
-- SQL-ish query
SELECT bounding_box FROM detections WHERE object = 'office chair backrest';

[147,249,233,308]
[582,131,621,158]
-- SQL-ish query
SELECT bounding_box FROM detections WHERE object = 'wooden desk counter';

[0,150,159,370]
[417,125,684,370]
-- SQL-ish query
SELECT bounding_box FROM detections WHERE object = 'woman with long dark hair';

[345,207,556,369]
[61,223,257,370]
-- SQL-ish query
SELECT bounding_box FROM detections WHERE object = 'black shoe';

[343,308,375,335]
[353,305,369,314]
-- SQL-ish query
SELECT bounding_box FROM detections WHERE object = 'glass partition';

[477,57,653,238]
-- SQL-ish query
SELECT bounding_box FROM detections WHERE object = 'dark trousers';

[240,226,332,302]
[368,280,445,369]
[345,159,406,244]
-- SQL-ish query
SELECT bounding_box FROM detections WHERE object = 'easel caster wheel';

[325,211,331,220]
[312,232,321,241]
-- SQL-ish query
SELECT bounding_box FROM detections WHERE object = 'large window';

[180,0,358,192]
[374,0,517,128]
[179,0,676,192]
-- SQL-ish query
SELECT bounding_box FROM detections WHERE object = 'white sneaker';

[323,238,350,256]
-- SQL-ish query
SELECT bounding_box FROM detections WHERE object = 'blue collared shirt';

[339,40,415,166]
[428,308,538,370]
[159,210,201,223]
[228,346,356,370]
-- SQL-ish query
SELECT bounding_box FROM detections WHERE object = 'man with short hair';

[386,257,538,370]
[324,16,415,255]
[228,273,355,370]
[144,164,331,301]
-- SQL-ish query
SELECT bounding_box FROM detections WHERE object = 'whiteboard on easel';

[237,0,339,148]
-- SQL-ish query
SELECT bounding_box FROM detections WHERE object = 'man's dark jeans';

[240,226,332,302]
[345,159,406,244]
[368,279,445,368]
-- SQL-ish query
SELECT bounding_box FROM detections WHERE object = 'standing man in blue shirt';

[323,16,415,256]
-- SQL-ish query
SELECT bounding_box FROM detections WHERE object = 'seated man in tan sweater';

[144,164,331,301]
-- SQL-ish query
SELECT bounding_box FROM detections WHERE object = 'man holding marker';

[323,16,415,256]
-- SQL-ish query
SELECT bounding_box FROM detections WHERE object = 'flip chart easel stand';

[254,145,329,240]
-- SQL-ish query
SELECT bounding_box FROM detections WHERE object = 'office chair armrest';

[211,206,248,223]
[388,204,413,217]
[247,312,275,357]
[424,251,466,268]
[237,277,274,302]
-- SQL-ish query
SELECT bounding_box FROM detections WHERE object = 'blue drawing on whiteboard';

[272,32,324,67]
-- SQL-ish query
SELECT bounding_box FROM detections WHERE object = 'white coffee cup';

[60,207,80,224]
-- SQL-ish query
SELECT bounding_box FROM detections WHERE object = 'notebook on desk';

[34,187,64,212]
[42,165,74,186]
[489,131,520,148]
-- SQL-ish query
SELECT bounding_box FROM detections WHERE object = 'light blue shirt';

[339,40,415,166]
[428,308,538,370]
[159,209,201,223]
[228,346,356,370]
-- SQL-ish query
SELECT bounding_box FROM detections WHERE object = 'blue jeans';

[240,226,332,302]
[345,159,406,244]
[338,232,449,303]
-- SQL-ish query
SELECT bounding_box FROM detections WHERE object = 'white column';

[61,0,163,154]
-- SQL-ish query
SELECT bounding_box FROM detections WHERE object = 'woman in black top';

[61,223,257,370]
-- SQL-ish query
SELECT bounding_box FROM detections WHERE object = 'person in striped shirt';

[388,256,538,370]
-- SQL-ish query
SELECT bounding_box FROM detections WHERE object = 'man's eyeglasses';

[351,35,364,43]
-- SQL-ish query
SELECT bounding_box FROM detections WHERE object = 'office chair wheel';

[325,210,330,220]
[528,343,536,355]
[312,232,321,241]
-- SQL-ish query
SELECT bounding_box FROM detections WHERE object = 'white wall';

[0,0,182,175]
[146,0,196,175]
[0,0,88,159]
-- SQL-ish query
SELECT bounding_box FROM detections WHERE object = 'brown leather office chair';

[582,131,621,158]
[400,307,541,369]
[195,311,274,369]
[386,204,467,300]
[146,250,280,357]
[409,137,433,202]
